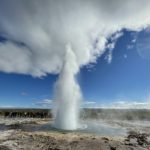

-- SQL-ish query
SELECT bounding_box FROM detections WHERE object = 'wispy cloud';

[21,92,28,96]
[136,31,150,59]
[82,95,150,109]
[105,32,123,64]
[107,101,150,109]
[34,99,53,108]
[82,101,97,108]
[123,54,128,59]
[84,101,96,105]
[126,32,138,50]
[91,100,150,109]
[126,30,150,60]
[0,105,15,108]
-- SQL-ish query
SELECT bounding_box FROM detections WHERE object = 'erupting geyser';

[53,44,82,130]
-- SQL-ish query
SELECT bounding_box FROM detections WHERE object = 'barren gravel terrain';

[0,118,150,150]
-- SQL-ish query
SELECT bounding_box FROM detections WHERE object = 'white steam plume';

[0,0,150,77]
[54,44,82,130]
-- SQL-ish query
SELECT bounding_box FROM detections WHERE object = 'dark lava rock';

[125,131,150,148]
[0,145,11,150]
[110,147,116,150]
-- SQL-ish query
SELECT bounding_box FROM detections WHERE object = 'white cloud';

[105,51,113,64]
[105,32,123,64]
[0,105,15,108]
[84,101,96,105]
[0,0,149,76]
[90,99,150,109]
[108,101,150,109]
[33,98,150,109]
[126,32,138,50]
[123,54,128,59]
[127,44,134,50]
[21,92,28,96]
[136,30,150,59]
[82,101,97,108]
[34,99,53,108]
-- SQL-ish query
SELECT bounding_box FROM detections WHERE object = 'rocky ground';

[0,118,150,150]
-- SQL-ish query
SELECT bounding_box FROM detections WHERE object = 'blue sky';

[0,29,150,108]
[81,30,150,105]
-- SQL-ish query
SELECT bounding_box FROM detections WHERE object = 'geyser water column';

[53,44,82,130]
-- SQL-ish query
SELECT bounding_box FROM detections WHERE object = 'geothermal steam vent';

[54,44,82,130]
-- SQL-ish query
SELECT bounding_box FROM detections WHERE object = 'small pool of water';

[33,120,127,137]
[1,119,150,137]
